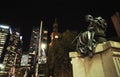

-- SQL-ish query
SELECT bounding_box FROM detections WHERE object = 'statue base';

[69,41,120,77]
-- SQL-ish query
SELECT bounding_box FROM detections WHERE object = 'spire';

[53,18,58,32]
[49,18,60,46]
[55,18,57,23]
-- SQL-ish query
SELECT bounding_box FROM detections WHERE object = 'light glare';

[41,43,46,49]
[0,25,9,29]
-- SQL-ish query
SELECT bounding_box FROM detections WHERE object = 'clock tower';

[49,18,60,46]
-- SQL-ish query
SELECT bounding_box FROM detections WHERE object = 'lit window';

[0,42,4,44]
[55,35,59,38]
[0,25,9,29]
[0,47,3,49]
[1,40,5,43]
[41,43,46,49]
[0,64,5,69]
[43,30,48,34]
[16,32,20,36]
[34,36,37,38]
[20,36,23,40]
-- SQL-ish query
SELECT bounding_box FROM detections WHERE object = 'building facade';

[28,27,39,76]
[28,26,48,76]
[3,28,23,72]
[0,25,11,63]
[0,25,22,76]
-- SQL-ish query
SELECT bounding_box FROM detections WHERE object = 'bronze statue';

[74,15,107,57]
[86,15,107,43]
[75,31,96,57]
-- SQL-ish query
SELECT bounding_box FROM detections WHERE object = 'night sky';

[0,1,120,51]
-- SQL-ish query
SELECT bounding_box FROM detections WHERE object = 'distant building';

[48,18,62,76]
[39,29,48,64]
[0,25,11,63]
[38,29,48,77]
[0,25,22,76]
[3,28,23,71]
[28,25,48,76]
[49,18,61,46]
[28,27,39,71]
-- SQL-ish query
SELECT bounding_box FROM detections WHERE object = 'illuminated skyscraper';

[28,27,39,70]
[0,25,11,63]
[3,28,23,71]
[38,29,48,77]
[28,25,48,76]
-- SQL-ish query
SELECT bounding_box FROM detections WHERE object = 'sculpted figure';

[74,15,107,57]
[86,15,107,43]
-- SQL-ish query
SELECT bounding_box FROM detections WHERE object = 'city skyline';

[0,1,120,51]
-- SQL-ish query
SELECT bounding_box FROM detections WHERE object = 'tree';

[48,30,77,77]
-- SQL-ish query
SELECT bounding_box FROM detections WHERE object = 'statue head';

[95,16,107,26]
[95,16,103,22]
[85,15,93,22]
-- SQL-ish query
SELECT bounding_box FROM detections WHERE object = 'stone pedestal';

[69,41,120,77]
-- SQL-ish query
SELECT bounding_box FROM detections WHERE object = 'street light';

[41,43,46,50]
[40,43,47,63]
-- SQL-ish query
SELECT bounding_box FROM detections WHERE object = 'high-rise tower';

[0,25,11,64]
[3,29,23,71]
[28,25,48,77]
[0,25,22,76]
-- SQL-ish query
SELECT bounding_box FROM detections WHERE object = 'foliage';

[48,30,77,77]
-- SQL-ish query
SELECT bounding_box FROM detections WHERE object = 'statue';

[75,31,96,57]
[73,15,107,57]
[86,15,107,43]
